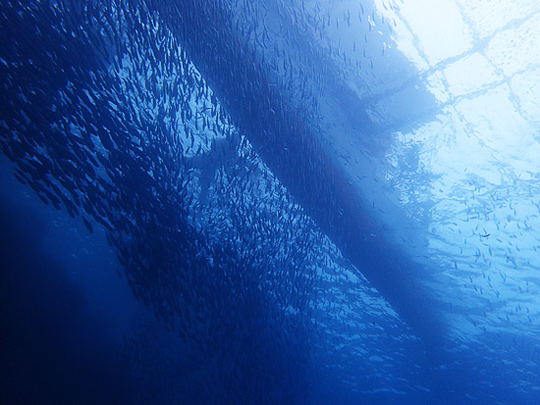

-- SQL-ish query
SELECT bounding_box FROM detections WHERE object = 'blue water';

[1,1,539,404]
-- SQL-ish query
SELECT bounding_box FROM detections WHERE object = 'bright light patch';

[511,68,540,124]
[443,53,500,97]
[484,13,540,77]
[454,86,537,164]
[394,0,473,66]
[458,0,540,39]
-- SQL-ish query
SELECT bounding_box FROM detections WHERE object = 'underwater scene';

[1,0,539,403]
